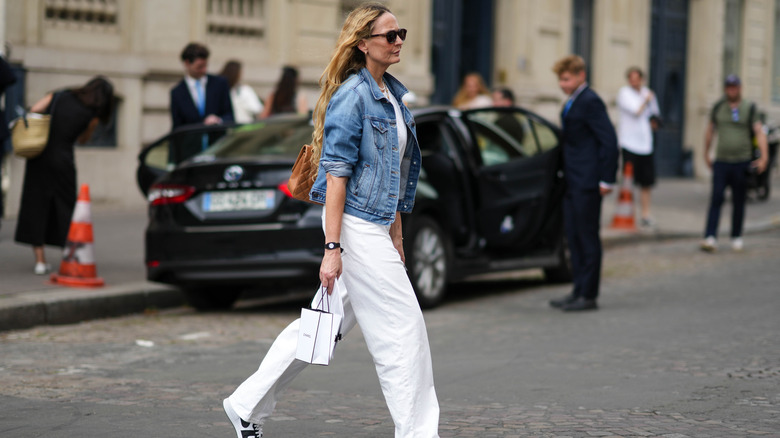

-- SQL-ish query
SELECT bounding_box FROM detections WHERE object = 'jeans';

[228,211,440,438]
[705,160,750,239]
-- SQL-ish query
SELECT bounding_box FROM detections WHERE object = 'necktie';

[196,80,206,117]
[196,80,208,150]
[563,98,573,117]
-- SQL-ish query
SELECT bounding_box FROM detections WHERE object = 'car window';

[530,119,558,152]
[464,110,533,166]
[143,140,172,171]
[200,119,313,160]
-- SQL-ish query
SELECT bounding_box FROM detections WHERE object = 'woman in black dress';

[15,76,114,274]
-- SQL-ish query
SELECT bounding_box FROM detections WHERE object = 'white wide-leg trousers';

[228,212,440,438]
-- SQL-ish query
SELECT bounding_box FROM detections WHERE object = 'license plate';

[202,190,276,212]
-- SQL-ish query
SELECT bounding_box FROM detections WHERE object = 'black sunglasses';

[369,28,407,44]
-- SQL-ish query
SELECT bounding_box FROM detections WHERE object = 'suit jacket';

[560,86,618,192]
[170,74,234,129]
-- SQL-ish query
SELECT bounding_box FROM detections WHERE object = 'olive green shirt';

[711,99,754,163]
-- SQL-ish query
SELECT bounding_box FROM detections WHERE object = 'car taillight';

[278,181,293,198]
[147,260,160,268]
[148,184,196,206]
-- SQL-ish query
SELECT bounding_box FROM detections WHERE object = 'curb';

[0,282,184,332]
[602,214,780,249]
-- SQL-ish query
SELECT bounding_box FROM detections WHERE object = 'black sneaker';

[223,398,263,438]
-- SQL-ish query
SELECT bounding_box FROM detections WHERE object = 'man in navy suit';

[170,42,233,130]
[549,55,618,312]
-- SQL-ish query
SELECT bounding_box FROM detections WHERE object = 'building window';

[572,0,594,76]
[723,0,743,80]
[44,0,119,31]
[773,0,780,102]
[207,0,265,41]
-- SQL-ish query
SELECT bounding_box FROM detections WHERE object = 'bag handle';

[314,285,330,313]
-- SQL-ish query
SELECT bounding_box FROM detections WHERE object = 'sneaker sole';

[223,398,261,438]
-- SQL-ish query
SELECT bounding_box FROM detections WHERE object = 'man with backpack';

[701,74,768,252]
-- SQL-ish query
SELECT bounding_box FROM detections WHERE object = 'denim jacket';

[310,68,421,226]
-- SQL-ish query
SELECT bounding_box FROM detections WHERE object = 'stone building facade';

[1,0,432,213]
[1,0,779,216]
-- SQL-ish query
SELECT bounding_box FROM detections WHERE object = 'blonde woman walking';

[222,3,440,437]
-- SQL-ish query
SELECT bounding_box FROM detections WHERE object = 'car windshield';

[197,117,314,160]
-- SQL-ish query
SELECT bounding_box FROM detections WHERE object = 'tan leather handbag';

[288,144,317,203]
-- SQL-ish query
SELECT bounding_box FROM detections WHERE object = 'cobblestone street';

[1,231,779,437]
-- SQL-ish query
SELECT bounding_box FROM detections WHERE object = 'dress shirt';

[184,75,208,115]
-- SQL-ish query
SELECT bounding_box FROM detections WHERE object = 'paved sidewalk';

[1,174,778,331]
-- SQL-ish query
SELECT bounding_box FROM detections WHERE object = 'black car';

[136,107,570,310]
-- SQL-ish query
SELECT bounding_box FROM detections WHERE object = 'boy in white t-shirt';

[616,67,660,227]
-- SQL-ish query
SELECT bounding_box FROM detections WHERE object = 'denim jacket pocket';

[370,119,389,150]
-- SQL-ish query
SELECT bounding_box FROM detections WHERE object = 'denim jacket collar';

[359,67,409,105]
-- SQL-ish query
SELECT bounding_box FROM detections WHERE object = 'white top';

[384,88,407,160]
[184,75,208,112]
[616,85,660,155]
[230,84,264,124]
[459,94,493,110]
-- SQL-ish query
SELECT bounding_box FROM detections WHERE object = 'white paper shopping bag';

[295,280,344,365]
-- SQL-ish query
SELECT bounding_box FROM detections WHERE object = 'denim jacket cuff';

[321,161,353,178]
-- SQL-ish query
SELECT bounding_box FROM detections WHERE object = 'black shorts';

[621,149,656,188]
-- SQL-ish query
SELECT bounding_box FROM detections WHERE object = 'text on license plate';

[202,190,276,212]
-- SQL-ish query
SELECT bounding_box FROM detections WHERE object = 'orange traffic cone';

[50,184,105,287]
[611,161,637,231]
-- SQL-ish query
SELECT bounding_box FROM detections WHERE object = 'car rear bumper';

[146,226,323,287]
[147,251,322,286]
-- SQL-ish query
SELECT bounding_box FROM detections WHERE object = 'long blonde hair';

[309,2,391,170]
[451,72,490,109]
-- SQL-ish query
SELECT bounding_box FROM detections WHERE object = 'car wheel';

[183,287,241,311]
[406,216,449,309]
[544,236,573,283]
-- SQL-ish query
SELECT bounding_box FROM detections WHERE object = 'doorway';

[650,0,690,176]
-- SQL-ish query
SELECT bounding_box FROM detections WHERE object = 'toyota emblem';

[223,165,244,182]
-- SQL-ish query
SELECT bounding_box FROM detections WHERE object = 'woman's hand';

[393,234,405,265]
[390,212,405,265]
[320,250,342,294]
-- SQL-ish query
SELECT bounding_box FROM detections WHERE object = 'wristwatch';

[325,242,343,253]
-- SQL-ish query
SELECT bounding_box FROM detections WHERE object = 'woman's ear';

[357,40,367,55]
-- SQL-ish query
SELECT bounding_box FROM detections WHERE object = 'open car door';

[462,108,564,251]
[136,124,234,197]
